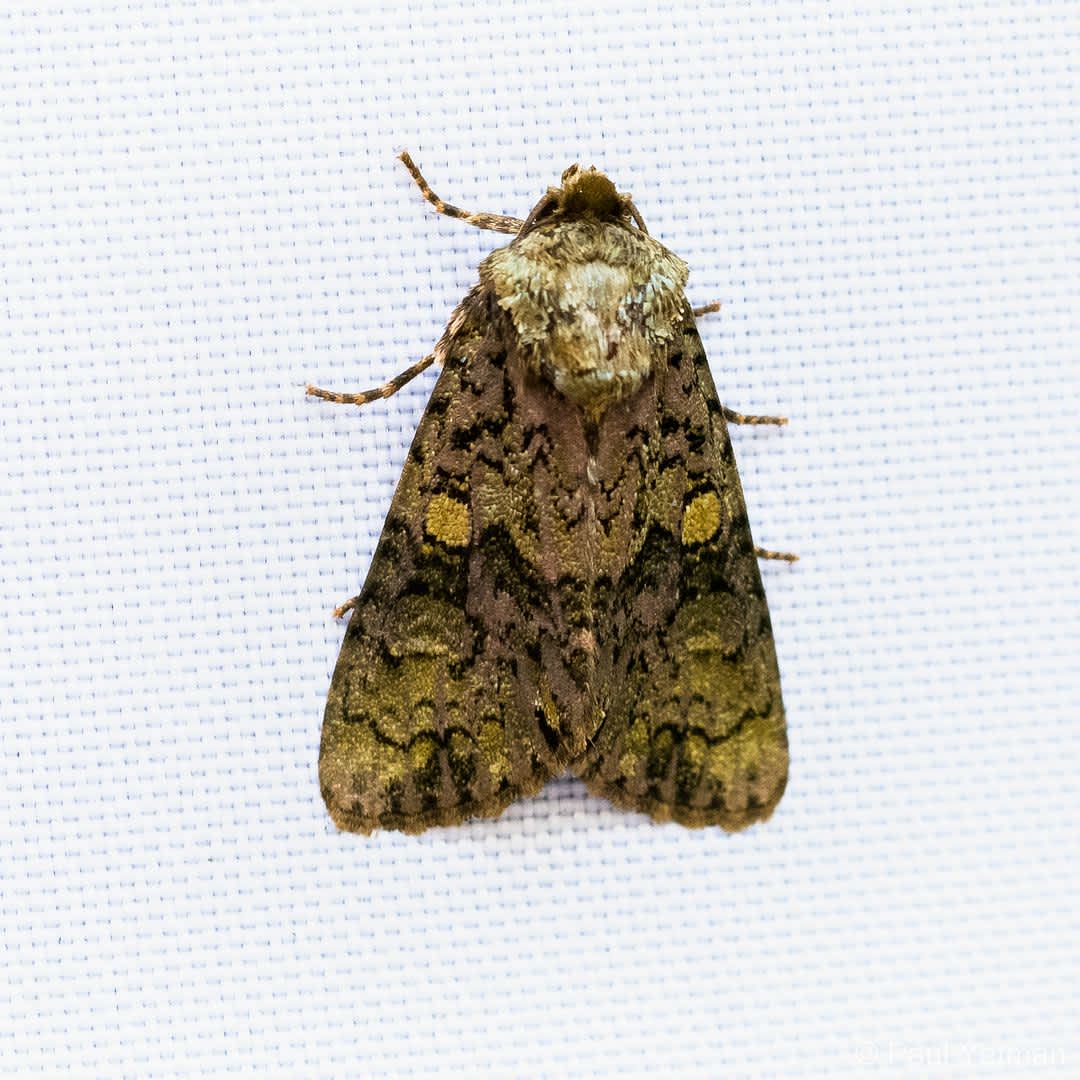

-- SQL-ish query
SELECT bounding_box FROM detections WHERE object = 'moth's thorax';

[481,219,689,411]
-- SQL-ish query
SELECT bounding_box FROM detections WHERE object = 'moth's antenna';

[398,151,524,235]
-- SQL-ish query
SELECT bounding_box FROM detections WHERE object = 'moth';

[308,153,794,835]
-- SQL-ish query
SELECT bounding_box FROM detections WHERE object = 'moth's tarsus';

[692,300,723,318]
[398,150,524,236]
[722,405,788,426]
[754,546,799,563]
[315,154,793,836]
[332,598,358,621]
[306,353,436,408]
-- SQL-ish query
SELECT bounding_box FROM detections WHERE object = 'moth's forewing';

[318,303,598,833]
[572,312,788,829]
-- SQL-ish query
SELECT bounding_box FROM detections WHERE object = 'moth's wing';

[575,311,789,829]
[319,294,597,834]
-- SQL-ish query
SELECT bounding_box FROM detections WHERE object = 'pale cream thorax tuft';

[481,219,689,411]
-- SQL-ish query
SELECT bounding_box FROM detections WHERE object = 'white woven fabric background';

[2,3,1078,1077]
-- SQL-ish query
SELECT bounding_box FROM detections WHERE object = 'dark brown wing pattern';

[319,292,602,833]
[319,297,786,833]
[572,311,789,828]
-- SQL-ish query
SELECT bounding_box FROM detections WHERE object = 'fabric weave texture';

[2,4,1077,1077]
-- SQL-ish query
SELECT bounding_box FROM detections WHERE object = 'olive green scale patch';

[425,492,471,547]
[682,491,722,546]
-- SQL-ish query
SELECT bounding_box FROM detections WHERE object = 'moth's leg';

[332,597,358,620]
[398,151,525,235]
[722,405,788,427]
[693,303,785,422]
[754,545,798,563]
[306,353,436,407]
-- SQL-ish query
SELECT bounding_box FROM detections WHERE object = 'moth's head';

[518,165,648,236]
